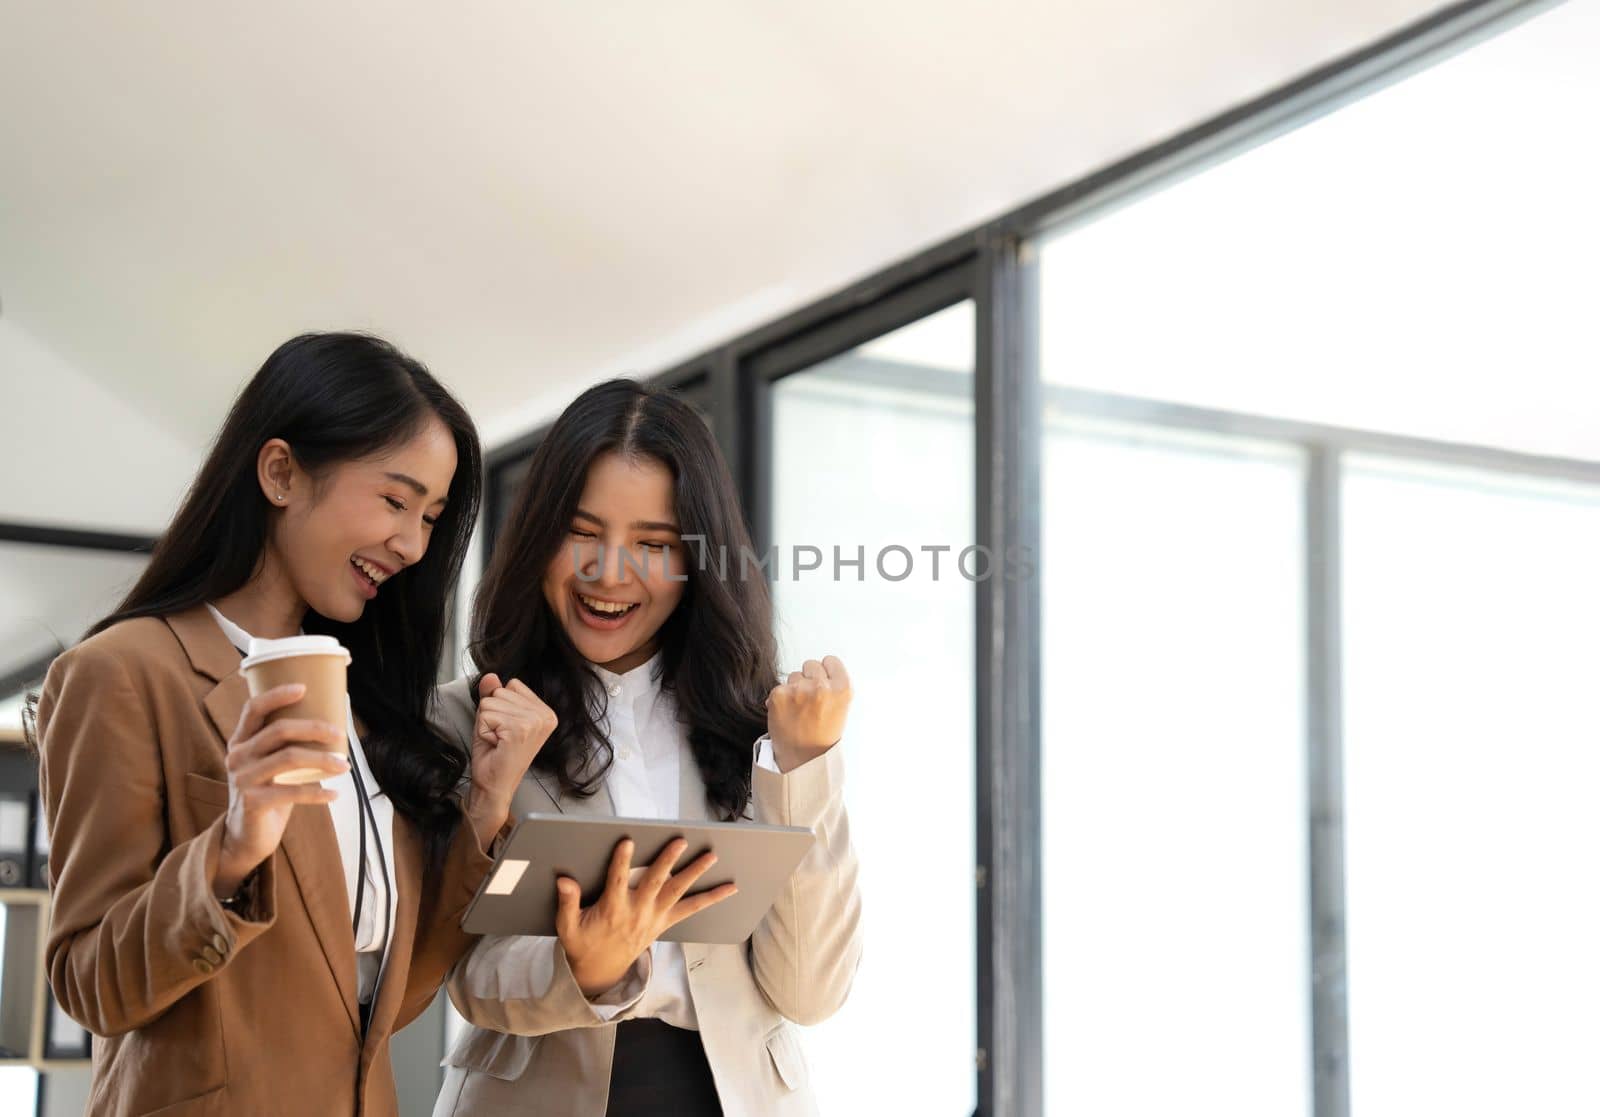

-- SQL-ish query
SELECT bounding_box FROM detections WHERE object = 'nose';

[389,521,426,568]
[565,536,606,584]
[586,538,641,590]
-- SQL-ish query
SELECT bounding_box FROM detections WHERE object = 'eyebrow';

[384,472,448,505]
[574,508,680,533]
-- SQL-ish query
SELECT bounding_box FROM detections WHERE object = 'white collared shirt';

[206,604,397,1005]
[589,652,781,1031]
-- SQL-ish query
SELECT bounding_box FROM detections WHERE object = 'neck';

[212,546,307,639]
[597,641,657,676]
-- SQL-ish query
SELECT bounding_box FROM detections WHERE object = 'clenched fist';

[466,673,558,850]
[766,655,852,773]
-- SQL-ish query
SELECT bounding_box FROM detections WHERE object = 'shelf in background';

[1,886,89,1071]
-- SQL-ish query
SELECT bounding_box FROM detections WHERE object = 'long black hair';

[73,333,481,855]
[471,379,777,820]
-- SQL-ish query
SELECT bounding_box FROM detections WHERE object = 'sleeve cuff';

[219,861,274,925]
[754,735,780,774]
[752,737,846,826]
[553,944,652,1022]
[192,819,278,970]
[432,807,497,927]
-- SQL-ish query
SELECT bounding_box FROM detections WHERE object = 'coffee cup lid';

[239,635,352,671]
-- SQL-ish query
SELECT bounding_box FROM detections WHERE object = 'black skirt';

[606,1019,724,1117]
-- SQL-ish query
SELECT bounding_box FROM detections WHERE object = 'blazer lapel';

[554,773,617,818]
[172,605,247,773]
[279,806,362,1035]
[527,770,566,813]
[678,729,714,974]
[519,757,617,818]
[167,605,362,1037]
[362,818,419,1053]
[677,732,708,822]
[199,675,248,771]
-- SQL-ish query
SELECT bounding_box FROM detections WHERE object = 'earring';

[275,493,285,502]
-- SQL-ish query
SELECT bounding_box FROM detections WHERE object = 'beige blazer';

[428,676,864,1117]
[35,606,493,1116]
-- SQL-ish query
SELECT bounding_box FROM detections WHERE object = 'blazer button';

[212,933,229,955]
[202,946,224,966]
[193,958,215,975]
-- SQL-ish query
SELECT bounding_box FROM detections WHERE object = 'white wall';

[0,320,199,534]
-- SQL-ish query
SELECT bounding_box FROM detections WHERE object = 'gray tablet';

[461,813,817,944]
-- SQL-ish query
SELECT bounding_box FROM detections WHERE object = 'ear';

[257,438,297,507]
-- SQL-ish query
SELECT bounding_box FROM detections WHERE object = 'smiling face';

[265,416,458,624]
[541,451,687,674]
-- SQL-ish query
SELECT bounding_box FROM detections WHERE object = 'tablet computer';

[461,813,817,944]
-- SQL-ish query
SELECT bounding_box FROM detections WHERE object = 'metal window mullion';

[974,231,1043,1117]
[1306,446,1351,1117]
[708,348,742,504]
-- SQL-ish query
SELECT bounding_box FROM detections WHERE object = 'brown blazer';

[34,605,493,1117]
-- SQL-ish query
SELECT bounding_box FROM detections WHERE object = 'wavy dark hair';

[34,332,482,861]
[471,379,777,820]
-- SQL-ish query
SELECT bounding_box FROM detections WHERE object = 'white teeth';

[351,557,388,585]
[578,594,635,615]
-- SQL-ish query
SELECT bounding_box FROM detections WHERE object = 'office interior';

[3,1,1597,1114]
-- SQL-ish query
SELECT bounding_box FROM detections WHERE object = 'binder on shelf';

[0,892,44,1060]
[0,745,40,890]
[0,788,28,888]
[29,789,50,890]
[0,899,22,1057]
[44,986,91,1060]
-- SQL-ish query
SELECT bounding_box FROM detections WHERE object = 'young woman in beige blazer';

[31,334,555,1116]
[430,379,864,1117]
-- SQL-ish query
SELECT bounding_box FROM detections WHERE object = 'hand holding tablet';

[557,837,737,996]
[461,814,817,956]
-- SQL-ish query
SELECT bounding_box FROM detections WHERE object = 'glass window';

[769,301,977,1115]
[1041,412,1310,1115]
[0,899,40,1114]
[0,1066,39,1115]
[0,542,149,698]
[1038,0,1600,461]
[1342,457,1600,1115]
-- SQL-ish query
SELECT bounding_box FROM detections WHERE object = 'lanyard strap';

[346,700,393,1037]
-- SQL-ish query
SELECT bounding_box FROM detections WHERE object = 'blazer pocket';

[135,1082,227,1116]
[183,772,230,829]
[765,1022,810,1092]
[441,1028,540,1082]
[185,772,231,807]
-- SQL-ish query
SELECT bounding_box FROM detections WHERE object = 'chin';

[569,633,613,661]
[566,627,626,665]
[315,593,367,624]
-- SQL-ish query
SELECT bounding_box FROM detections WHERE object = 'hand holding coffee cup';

[214,683,349,900]
[214,635,355,900]
[466,673,559,850]
[239,636,353,783]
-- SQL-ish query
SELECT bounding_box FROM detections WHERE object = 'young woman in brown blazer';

[30,334,556,1116]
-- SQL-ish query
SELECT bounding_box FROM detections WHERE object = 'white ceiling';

[1,0,1449,468]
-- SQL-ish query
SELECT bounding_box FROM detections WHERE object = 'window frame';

[474,3,1583,1112]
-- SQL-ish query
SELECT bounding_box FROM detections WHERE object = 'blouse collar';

[205,603,256,656]
[591,650,665,705]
